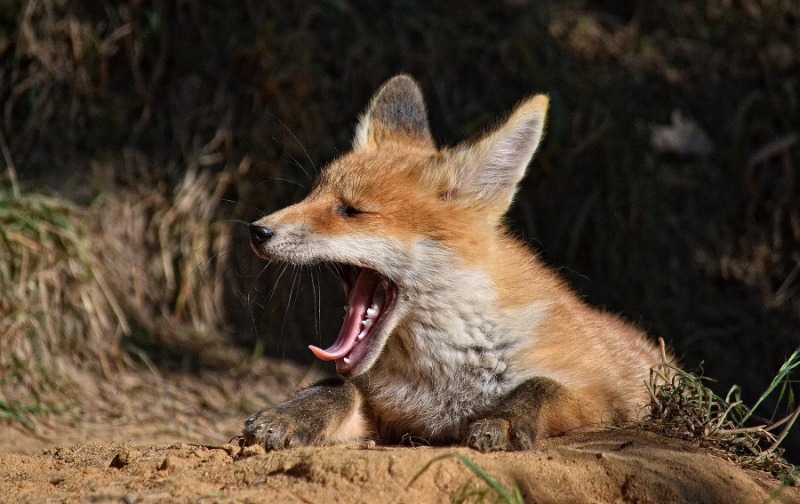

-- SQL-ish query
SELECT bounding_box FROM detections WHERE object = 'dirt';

[1,356,797,504]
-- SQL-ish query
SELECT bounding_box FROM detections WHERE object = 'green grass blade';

[742,348,800,425]
[456,455,521,504]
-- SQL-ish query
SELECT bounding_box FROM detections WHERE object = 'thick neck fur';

[356,239,552,444]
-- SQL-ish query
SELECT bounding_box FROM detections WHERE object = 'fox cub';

[244,75,665,451]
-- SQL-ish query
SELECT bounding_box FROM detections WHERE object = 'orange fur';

[247,75,670,449]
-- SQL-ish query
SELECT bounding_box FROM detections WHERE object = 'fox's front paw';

[242,409,294,450]
[243,407,317,450]
[466,378,570,451]
[242,378,365,450]
[467,418,513,452]
[466,418,535,452]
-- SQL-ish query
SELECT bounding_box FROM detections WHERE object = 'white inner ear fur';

[352,112,371,151]
[450,95,548,205]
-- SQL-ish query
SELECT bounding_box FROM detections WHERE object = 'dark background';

[2,0,798,458]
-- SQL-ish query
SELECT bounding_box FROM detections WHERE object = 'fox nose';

[249,224,274,246]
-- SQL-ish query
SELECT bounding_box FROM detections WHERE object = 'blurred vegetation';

[0,177,126,424]
[0,0,798,458]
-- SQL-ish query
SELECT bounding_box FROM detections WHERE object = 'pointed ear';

[353,75,434,151]
[444,95,548,212]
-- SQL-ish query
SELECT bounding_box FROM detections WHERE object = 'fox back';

[246,75,665,449]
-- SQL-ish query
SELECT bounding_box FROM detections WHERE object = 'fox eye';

[338,203,363,218]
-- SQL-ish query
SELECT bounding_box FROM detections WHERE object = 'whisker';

[268,176,307,189]
[246,260,274,358]
[266,110,317,176]
[272,138,312,183]
[205,246,250,297]
[221,198,266,218]
[311,266,322,344]
[265,263,289,310]
[250,261,273,308]
[279,267,302,355]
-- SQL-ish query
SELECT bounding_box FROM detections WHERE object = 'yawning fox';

[244,75,665,451]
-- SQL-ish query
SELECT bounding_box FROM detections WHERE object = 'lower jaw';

[334,308,394,377]
[334,342,371,377]
[335,359,354,376]
[332,288,399,377]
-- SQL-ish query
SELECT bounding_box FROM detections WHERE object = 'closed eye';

[338,203,364,218]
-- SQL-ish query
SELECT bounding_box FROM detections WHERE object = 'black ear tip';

[370,74,429,138]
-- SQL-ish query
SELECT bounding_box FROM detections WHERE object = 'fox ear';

[444,95,548,213]
[353,75,434,151]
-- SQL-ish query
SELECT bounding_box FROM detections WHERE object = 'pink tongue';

[309,269,379,361]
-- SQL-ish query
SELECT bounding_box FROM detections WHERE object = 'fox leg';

[243,378,371,450]
[466,377,596,452]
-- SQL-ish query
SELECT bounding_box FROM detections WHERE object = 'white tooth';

[366,307,377,318]
[343,357,351,364]
[362,318,373,328]
[357,330,367,340]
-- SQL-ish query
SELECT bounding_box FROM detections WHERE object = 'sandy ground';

[1,355,797,504]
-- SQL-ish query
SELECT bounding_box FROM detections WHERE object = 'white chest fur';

[357,246,552,443]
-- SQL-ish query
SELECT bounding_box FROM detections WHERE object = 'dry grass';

[0,142,237,422]
[646,339,800,485]
[0,168,127,423]
[91,164,236,349]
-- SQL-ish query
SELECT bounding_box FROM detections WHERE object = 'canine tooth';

[343,357,351,364]
[357,330,367,340]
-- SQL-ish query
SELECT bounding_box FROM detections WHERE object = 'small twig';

[0,126,20,197]
[712,400,745,432]
[715,425,769,436]
[658,337,668,363]
[764,403,800,456]
[772,254,800,307]
[745,133,798,170]
[764,405,800,433]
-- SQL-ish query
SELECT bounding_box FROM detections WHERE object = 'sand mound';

[2,429,795,503]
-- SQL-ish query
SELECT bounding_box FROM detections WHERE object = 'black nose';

[249,224,274,246]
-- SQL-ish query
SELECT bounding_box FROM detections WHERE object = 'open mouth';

[309,264,398,375]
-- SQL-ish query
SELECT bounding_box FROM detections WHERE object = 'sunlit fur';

[251,75,666,445]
